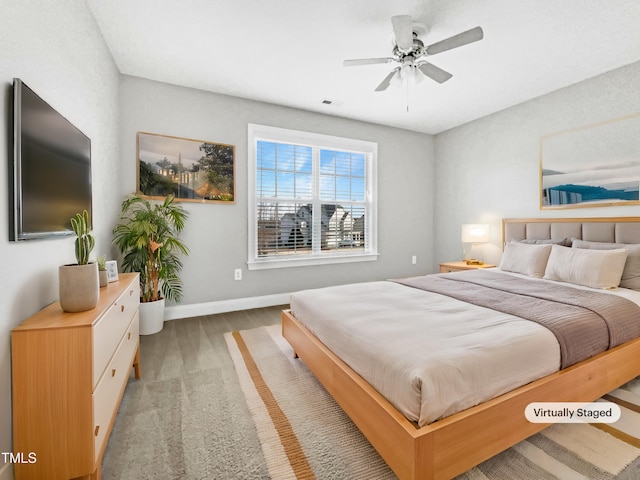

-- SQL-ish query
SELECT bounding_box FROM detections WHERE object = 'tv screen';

[11,78,92,241]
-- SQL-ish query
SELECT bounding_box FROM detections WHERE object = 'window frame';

[247,124,378,270]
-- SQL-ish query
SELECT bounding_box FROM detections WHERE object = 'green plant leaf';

[112,194,189,303]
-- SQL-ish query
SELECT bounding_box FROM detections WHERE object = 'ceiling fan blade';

[391,15,414,52]
[375,68,400,92]
[426,26,484,55]
[418,62,453,84]
[343,58,394,67]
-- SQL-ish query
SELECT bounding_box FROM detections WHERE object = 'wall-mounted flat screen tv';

[11,78,92,241]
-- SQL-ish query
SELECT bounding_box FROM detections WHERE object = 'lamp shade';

[461,224,489,243]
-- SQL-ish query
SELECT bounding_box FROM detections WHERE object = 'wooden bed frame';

[282,217,640,480]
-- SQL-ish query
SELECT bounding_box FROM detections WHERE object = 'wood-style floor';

[101,305,287,479]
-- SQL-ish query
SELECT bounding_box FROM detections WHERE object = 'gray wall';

[0,1,121,475]
[119,76,435,306]
[433,61,640,267]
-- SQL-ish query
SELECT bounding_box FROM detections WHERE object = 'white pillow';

[543,244,627,289]
[498,242,553,278]
[571,239,640,290]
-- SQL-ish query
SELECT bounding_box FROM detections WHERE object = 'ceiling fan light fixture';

[399,62,423,86]
[401,62,413,78]
[410,66,424,85]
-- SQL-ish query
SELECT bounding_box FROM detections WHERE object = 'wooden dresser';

[11,273,141,480]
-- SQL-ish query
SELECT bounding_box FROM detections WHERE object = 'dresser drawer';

[93,311,139,461]
[93,279,139,387]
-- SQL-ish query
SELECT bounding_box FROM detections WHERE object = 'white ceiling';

[86,0,640,135]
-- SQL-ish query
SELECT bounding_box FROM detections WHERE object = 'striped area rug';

[225,325,640,479]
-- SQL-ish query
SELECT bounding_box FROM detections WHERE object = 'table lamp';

[461,224,489,263]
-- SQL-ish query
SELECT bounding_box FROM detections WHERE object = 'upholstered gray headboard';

[503,217,640,245]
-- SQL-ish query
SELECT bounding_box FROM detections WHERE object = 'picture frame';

[137,131,235,204]
[540,112,640,209]
[105,260,119,283]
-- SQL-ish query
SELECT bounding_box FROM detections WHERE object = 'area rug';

[225,325,640,479]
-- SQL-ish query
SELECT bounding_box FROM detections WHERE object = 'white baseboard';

[164,292,291,321]
[0,462,14,480]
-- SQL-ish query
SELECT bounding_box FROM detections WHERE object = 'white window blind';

[248,124,377,269]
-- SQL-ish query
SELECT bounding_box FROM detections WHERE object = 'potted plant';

[97,254,108,287]
[112,194,189,335]
[59,210,99,312]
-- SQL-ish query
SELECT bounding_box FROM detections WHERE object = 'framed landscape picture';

[137,132,235,203]
[540,113,640,209]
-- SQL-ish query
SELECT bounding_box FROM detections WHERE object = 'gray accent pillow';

[572,239,640,290]
[515,238,571,246]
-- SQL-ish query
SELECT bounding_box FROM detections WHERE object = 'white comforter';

[289,270,640,426]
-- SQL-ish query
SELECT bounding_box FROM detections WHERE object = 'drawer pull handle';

[112,368,116,377]
[128,332,131,340]
[121,305,125,312]
[95,426,100,436]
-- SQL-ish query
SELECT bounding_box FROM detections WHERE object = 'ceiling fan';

[343,15,483,91]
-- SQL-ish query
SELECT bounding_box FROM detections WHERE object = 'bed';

[281,217,640,480]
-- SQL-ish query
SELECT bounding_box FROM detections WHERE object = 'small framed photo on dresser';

[105,260,119,282]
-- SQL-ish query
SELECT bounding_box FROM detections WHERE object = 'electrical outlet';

[234,268,242,280]
[411,255,417,265]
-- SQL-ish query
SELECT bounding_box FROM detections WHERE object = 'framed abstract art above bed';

[540,113,640,209]
[282,217,640,479]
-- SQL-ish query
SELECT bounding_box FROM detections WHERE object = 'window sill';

[247,252,379,270]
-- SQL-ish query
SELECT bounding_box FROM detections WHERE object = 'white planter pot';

[139,298,165,335]
[99,270,108,288]
[59,263,99,312]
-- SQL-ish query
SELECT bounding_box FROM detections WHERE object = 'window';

[248,124,378,269]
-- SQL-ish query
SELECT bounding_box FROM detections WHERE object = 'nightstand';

[439,261,496,273]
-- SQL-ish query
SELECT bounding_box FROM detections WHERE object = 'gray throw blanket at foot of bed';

[394,269,640,368]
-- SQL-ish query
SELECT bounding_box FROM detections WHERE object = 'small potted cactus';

[97,254,108,287]
[59,210,99,312]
